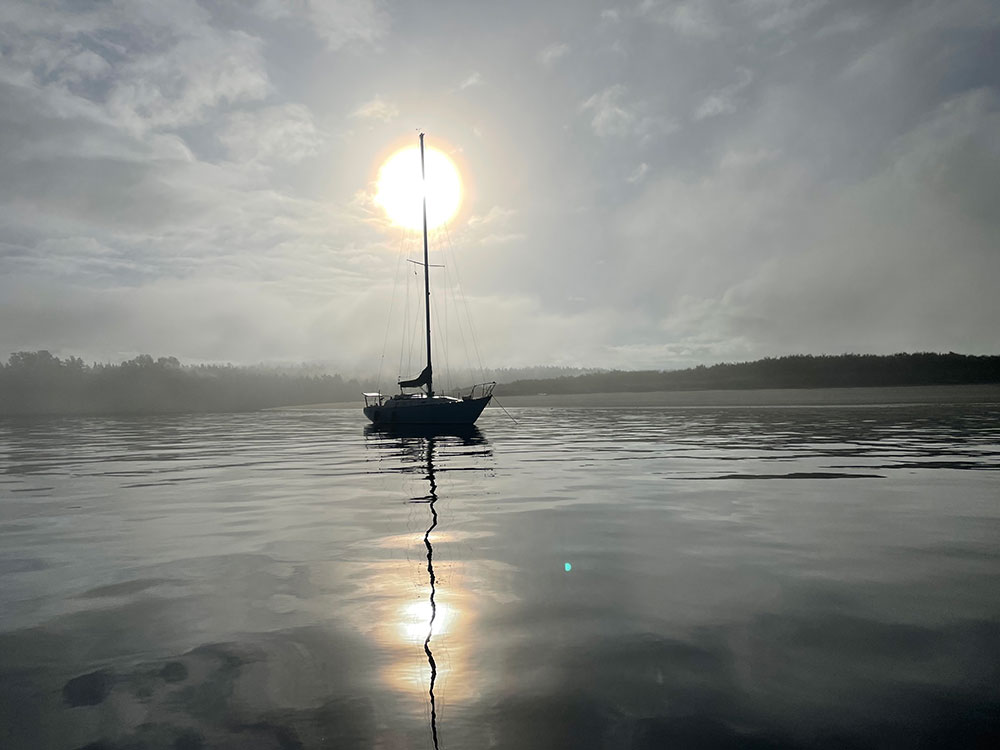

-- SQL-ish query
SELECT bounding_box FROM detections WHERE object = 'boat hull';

[364,395,491,425]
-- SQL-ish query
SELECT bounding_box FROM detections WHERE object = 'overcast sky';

[1,0,998,373]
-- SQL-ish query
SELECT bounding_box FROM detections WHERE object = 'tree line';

[0,351,363,416]
[496,353,1000,396]
[3,351,997,416]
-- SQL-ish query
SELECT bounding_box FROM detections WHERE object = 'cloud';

[580,85,674,140]
[2,236,135,284]
[252,0,389,49]
[745,0,826,33]
[478,233,526,246]
[350,95,399,122]
[447,293,640,369]
[694,68,753,120]
[0,276,314,364]
[639,0,722,38]
[0,1,385,366]
[642,0,824,39]
[538,43,570,66]
[106,31,271,135]
[220,104,325,164]
[468,206,515,226]
[581,85,638,137]
[0,1,271,136]
[626,162,650,183]
[465,206,523,248]
[614,85,1000,359]
[670,2,720,37]
[459,72,484,90]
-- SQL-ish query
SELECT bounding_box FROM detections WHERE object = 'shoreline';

[307,383,1000,410]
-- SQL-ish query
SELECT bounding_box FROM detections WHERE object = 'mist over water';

[2,394,999,748]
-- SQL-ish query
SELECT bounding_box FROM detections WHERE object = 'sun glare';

[375,145,462,231]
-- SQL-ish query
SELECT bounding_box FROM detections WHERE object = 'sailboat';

[363,133,495,426]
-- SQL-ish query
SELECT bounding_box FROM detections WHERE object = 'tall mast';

[420,132,433,397]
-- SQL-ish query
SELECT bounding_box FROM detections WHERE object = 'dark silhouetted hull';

[364,395,490,425]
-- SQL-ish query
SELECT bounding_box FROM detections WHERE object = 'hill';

[495,353,1000,396]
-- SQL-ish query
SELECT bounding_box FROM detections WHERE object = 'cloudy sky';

[1,0,998,374]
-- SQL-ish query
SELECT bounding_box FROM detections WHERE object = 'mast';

[420,132,433,397]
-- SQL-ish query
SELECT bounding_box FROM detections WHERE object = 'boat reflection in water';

[364,423,491,748]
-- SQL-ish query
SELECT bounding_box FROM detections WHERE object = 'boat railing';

[457,381,496,400]
[368,383,495,405]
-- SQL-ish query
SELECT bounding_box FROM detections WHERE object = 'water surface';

[2,394,999,748]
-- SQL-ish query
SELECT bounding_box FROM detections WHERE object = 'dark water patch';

[631,716,794,750]
[694,472,886,480]
[831,460,998,471]
[0,557,50,574]
[62,670,113,707]
[120,476,205,488]
[749,611,943,660]
[900,543,1000,562]
[160,660,188,683]
[79,578,175,598]
[484,692,613,750]
[4,464,53,475]
[3,626,381,749]
[72,725,208,750]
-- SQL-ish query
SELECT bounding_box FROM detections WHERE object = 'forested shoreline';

[1,351,998,416]
[496,353,1000,396]
[0,352,362,416]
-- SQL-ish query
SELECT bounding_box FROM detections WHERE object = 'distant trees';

[0,352,364,416]
[3,351,998,415]
[497,353,1000,396]
[484,365,601,381]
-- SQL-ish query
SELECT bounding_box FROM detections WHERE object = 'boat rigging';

[363,133,495,425]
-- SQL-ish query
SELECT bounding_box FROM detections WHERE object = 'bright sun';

[375,145,462,231]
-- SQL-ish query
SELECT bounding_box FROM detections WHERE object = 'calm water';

[2,396,999,749]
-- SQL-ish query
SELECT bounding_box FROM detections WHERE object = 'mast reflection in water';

[364,424,491,749]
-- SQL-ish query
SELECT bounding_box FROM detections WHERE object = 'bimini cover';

[398,365,431,388]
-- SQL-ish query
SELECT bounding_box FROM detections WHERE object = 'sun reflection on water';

[362,426,493,747]
[400,599,456,644]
